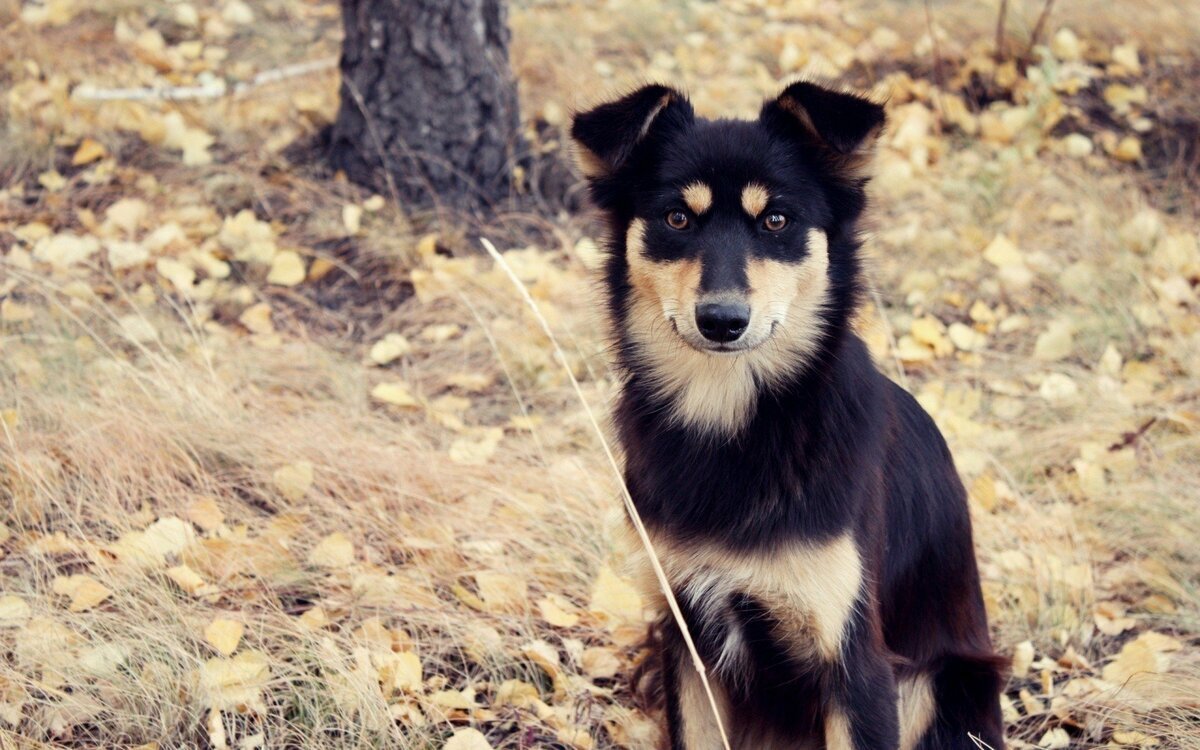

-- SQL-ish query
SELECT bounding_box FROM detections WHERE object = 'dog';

[570,81,1007,750]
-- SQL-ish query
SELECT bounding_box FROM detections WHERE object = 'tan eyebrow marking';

[741,182,770,217]
[682,181,713,215]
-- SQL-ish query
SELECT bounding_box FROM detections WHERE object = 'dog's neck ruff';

[623,227,832,437]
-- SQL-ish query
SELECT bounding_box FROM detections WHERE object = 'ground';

[1,0,1198,748]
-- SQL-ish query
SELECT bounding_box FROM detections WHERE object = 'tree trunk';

[331,0,522,217]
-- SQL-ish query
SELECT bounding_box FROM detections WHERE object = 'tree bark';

[331,0,522,217]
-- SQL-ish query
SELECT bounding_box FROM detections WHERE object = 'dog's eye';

[762,213,788,232]
[665,210,690,230]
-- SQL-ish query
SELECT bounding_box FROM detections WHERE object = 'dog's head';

[572,82,884,432]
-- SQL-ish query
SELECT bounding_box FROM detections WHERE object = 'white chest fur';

[626,530,864,668]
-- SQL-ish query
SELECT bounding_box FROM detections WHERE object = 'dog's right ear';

[571,85,693,179]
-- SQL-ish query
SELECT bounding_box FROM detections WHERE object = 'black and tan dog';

[571,82,1006,749]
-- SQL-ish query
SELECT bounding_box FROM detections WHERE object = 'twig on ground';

[994,0,1009,61]
[71,57,338,102]
[1025,0,1059,60]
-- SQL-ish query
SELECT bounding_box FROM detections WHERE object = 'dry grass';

[2,1,1199,748]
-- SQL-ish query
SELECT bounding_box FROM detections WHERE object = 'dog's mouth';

[669,318,779,355]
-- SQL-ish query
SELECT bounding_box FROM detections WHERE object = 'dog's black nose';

[695,302,750,343]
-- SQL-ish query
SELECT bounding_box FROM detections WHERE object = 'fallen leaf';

[538,595,581,628]
[581,646,621,679]
[1039,373,1079,404]
[309,532,354,569]
[238,303,274,335]
[369,334,413,366]
[1103,638,1169,685]
[342,204,363,234]
[443,727,493,750]
[187,498,225,532]
[272,462,314,501]
[0,596,32,627]
[198,650,270,712]
[371,382,420,408]
[589,566,643,623]
[1039,727,1070,749]
[204,618,244,656]
[1034,319,1075,361]
[166,565,215,596]
[449,428,503,466]
[1,299,35,323]
[267,250,306,286]
[52,575,113,612]
[983,234,1024,268]
[72,138,107,166]
[474,571,527,613]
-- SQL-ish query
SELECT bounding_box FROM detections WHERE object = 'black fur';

[573,82,1006,749]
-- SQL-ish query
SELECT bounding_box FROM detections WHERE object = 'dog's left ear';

[761,81,885,177]
[571,84,693,179]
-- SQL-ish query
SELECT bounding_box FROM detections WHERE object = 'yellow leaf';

[342,204,363,234]
[371,382,420,408]
[1038,727,1070,749]
[52,575,112,612]
[166,564,214,596]
[556,727,595,750]
[222,0,254,24]
[267,250,306,286]
[198,651,270,712]
[309,532,354,568]
[187,497,225,532]
[894,335,934,363]
[272,461,314,501]
[1103,638,1169,685]
[589,566,643,623]
[378,651,422,694]
[947,322,987,352]
[298,606,329,630]
[0,595,32,627]
[38,170,66,192]
[983,234,1024,268]
[443,728,493,750]
[1134,630,1183,653]
[420,323,461,343]
[1112,730,1158,746]
[1050,28,1082,61]
[72,138,107,166]
[141,516,195,557]
[910,316,952,357]
[537,595,580,628]
[495,678,539,708]
[428,689,475,710]
[581,646,621,679]
[1012,640,1035,677]
[1111,136,1142,163]
[474,570,527,613]
[33,232,100,267]
[1,299,35,323]
[448,428,502,466]
[1034,319,1075,361]
[521,639,560,680]
[238,303,274,335]
[204,618,244,656]
[369,334,412,366]
[1039,373,1079,404]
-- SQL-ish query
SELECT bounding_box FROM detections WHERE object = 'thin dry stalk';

[479,237,734,750]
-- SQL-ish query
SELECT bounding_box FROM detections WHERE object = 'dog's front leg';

[823,638,900,750]
[664,642,732,750]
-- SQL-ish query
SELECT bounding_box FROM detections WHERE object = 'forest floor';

[1,0,1198,748]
